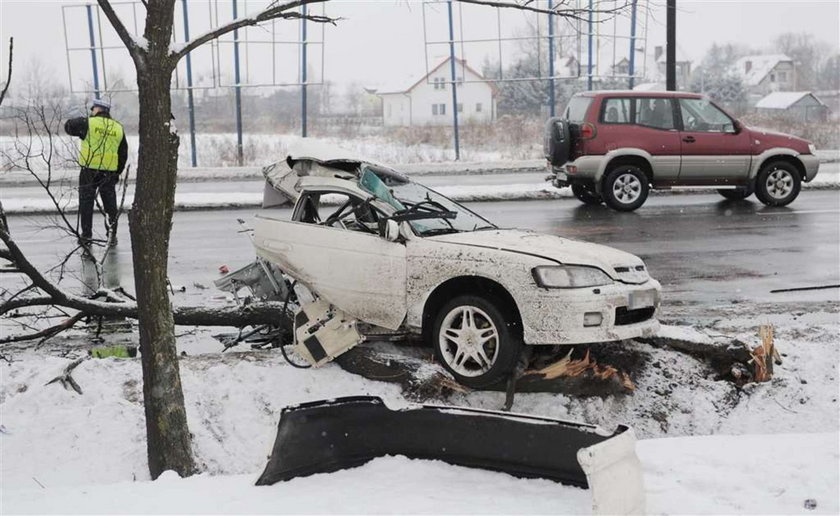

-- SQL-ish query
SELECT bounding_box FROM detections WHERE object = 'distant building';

[731,54,795,98]
[653,46,692,90]
[612,57,631,77]
[371,57,496,127]
[755,91,829,122]
[628,46,691,91]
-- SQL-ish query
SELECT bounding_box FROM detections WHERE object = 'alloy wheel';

[612,173,642,204]
[765,169,794,200]
[438,305,500,378]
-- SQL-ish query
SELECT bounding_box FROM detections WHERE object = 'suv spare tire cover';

[544,117,571,167]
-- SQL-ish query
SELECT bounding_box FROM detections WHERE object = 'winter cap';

[91,98,111,111]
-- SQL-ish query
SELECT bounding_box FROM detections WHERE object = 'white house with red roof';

[371,57,496,127]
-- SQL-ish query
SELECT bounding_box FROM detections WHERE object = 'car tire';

[754,161,802,207]
[431,295,522,389]
[572,184,603,205]
[717,184,754,200]
[602,165,649,212]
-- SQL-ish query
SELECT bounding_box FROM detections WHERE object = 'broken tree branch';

[45,356,88,395]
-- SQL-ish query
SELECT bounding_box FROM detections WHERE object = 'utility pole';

[547,0,555,117]
[666,0,676,91]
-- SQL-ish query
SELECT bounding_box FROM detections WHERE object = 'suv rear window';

[564,96,593,123]
[599,97,676,130]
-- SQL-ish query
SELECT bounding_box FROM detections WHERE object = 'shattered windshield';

[359,167,496,236]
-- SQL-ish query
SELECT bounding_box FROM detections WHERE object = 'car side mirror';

[384,219,401,242]
[732,120,743,134]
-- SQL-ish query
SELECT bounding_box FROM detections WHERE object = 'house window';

[476,103,482,113]
[457,103,463,113]
[432,104,438,116]
[770,73,776,82]
[439,103,446,115]
[433,78,446,90]
[778,71,787,82]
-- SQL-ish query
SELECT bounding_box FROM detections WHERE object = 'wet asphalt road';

[5,190,839,317]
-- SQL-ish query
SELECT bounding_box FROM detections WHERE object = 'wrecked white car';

[249,151,661,387]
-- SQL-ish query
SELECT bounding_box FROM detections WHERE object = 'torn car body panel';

[293,299,364,366]
[256,396,645,515]
[253,216,407,330]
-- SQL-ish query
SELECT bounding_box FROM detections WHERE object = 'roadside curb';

[4,180,837,215]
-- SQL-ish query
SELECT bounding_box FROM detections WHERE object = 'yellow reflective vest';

[80,116,124,171]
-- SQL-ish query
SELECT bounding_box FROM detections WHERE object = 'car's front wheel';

[431,295,522,388]
[603,166,649,211]
[755,161,801,207]
[572,184,603,205]
[717,184,754,200]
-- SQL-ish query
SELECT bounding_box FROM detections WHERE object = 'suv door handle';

[682,136,696,143]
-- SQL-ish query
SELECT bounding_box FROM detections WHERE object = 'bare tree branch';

[96,0,140,55]
[0,37,12,107]
[456,0,629,21]
[170,0,336,63]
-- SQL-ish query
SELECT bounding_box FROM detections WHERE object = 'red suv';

[544,91,820,211]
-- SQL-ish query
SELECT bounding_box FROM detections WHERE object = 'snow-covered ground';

[2,311,838,514]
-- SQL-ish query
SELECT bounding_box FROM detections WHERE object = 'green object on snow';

[91,345,135,358]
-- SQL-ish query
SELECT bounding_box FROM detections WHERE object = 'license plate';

[628,290,655,310]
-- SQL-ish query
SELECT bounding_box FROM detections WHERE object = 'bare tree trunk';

[129,0,194,479]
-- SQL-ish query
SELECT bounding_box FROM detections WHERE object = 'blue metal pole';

[301,3,307,138]
[587,0,593,91]
[182,0,197,167]
[628,0,637,89]
[447,0,460,161]
[233,0,243,166]
[548,0,555,117]
[86,4,101,99]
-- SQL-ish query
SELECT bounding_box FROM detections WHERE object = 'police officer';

[64,98,128,246]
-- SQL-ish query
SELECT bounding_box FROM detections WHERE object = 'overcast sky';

[1,0,838,95]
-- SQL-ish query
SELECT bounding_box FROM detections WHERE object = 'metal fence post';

[447,0,460,161]
[86,4,101,99]
[182,0,198,167]
[233,0,244,166]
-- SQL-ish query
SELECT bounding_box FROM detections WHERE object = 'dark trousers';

[79,167,119,238]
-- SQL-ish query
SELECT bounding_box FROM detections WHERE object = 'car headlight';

[808,143,817,154]
[532,265,613,288]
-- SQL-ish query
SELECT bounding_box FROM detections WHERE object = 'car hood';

[746,127,811,153]
[427,229,650,284]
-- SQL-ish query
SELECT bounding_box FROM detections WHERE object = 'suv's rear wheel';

[603,166,649,211]
[717,184,754,200]
[572,184,603,205]
[755,161,801,207]
[431,295,522,388]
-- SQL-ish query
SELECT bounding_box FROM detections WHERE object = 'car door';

[676,98,752,184]
[253,192,407,330]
